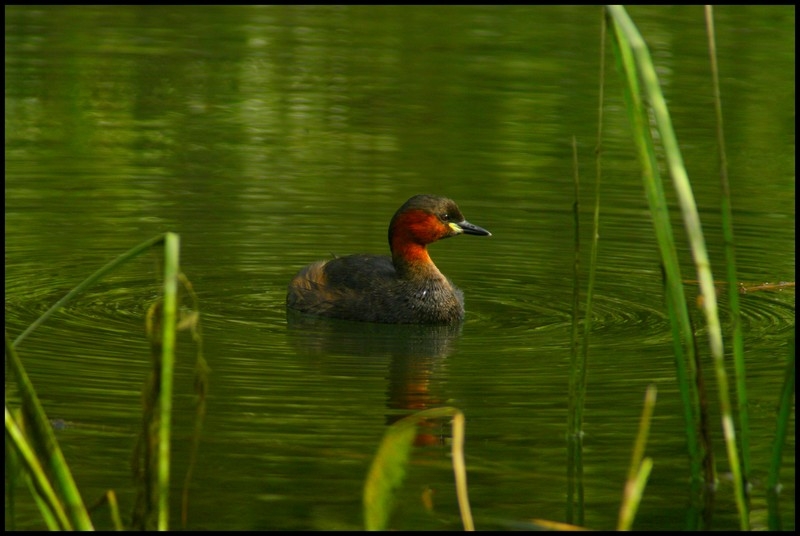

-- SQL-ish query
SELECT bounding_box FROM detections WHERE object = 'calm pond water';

[5,5,794,531]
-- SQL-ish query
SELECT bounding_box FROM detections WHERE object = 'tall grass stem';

[156,232,180,530]
[766,339,795,530]
[704,5,751,482]
[606,8,705,520]
[566,135,584,525]
[606,5,753,527]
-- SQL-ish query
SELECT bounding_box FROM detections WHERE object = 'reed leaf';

[617,385,657,530]
[363,419,416,530]
[605,7,705,527]
[12,233,167,349]
[766,337,795,530]
[7,232,201,531]
[132,232,182,530]
[704,5,751,481]
[606,6,749,529]
[5,335,94,530]
[157,232,180,530]
[363,407,473,531]
[567,15,607,526]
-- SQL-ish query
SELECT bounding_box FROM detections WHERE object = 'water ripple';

[6,272,163,345]
[469,279,794,349]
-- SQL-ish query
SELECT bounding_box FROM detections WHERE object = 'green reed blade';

[132,233,179,530]
[363,418,416,531]
[606,7,704,518]
[5,406,68,530]
[363,407,473,531]
[7,232,191,531]
[12,233,167,348]
[606,6,748,529]
[766,337,795,530]
[705,5,751,480]
[156,232,180,531]
[88,489,125,531]
[4,335,93,530]
[567,14,607,526]
[130,232,203,531]
[107,490,124,531]
[617,385,656,530]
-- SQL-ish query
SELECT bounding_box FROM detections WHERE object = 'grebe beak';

[451,220,491,237]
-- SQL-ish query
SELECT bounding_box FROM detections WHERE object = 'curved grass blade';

[606,6,749,529]
[363,407,473,531]
[363,418,416,530]
[12,233,168,348]
[5,334,94,530]
[617,385,657,530]
[5,406,70,530]
[606,7,705,526]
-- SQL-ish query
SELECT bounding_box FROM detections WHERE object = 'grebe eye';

[440,213,450,221]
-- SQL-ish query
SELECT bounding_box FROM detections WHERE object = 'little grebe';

[286,195,491,324]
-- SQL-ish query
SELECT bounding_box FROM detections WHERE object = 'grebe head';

[388,195,491,269]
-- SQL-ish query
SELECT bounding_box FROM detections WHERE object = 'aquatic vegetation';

[5,7,793,532]
[6,233,207,531]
